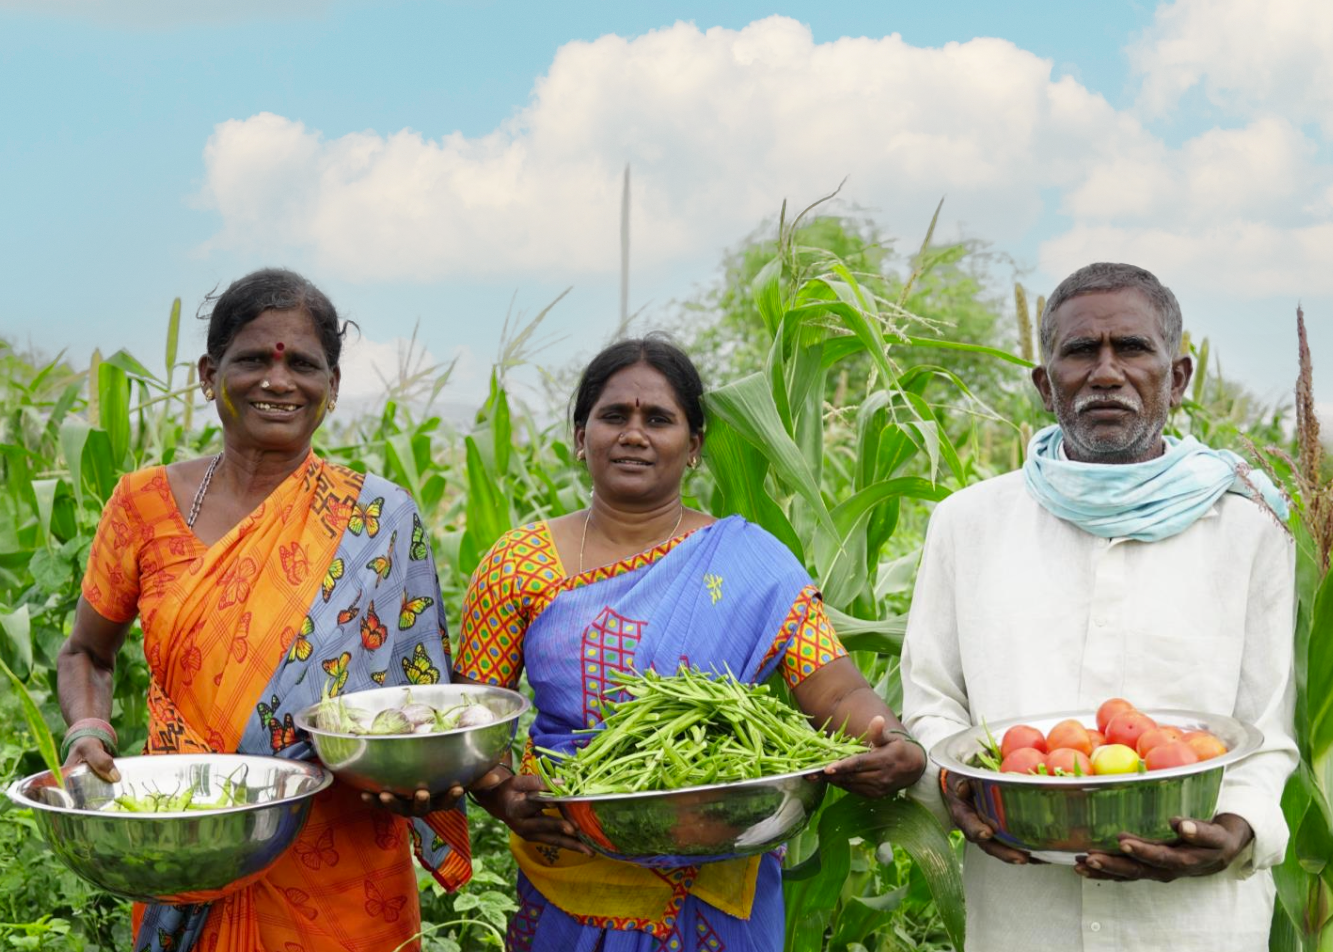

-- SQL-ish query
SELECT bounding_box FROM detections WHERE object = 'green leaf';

[906,335,1033,367]
[28,548,73,597]
[0,605,33,677]
[703,419,804,561]
[821,796,966,952]
[101,348,161,384]
[165,298,182,383]
[58,419,92,509]
[751,256,784,338]
[0,655,63,787]
[705,374,836,539]
[97,363,131,466]
[1305,571,1333,764]
[31,478,59,545]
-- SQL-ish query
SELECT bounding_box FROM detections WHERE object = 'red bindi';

[273,342,285,360]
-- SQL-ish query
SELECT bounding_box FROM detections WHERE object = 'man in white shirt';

[901,262,1297,951]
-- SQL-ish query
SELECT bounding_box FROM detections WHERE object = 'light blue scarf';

[1023,424,1289,542]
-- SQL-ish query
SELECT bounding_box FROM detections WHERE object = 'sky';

[2,0,1330,420]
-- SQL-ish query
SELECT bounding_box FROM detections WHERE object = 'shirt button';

[1090,922,1101,933]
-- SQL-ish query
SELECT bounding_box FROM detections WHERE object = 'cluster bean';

[537,667,865,795]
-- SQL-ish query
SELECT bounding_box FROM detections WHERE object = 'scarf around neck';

[1022,424,1289,542]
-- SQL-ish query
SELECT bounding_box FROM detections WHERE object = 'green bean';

[538,667,866,796]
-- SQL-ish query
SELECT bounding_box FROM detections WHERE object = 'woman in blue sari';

[455,338,925,951]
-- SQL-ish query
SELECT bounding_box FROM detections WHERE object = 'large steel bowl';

[6,753,332,903]
[534,767,829,863]
[294,684,527,797]
[930,708,1262,863]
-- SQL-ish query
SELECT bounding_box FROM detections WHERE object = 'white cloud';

[1130,0,1333,134]
[197,17,1154,281]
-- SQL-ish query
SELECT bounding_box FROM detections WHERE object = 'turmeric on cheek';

[219,382,237,417]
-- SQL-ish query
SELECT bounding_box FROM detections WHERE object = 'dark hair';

[201,268,354,368]
[571,335,705,435]
[1039,262,1183,360]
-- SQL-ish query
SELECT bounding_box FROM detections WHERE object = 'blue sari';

[474,516,827,952]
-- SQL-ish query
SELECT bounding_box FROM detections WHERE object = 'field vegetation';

[0,205,1326,952]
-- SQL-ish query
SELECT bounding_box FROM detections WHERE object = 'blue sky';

[2,0,1330,416]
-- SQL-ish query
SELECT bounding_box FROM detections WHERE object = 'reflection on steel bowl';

[294,684,527,797]
[534,767,828,863]
[930,708,1262,862]
[6,754,332,904]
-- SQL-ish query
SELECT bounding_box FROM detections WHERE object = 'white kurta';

[901,470,1297,952]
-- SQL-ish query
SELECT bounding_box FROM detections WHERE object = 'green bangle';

[887,729,926,758]
[61,726,118,761]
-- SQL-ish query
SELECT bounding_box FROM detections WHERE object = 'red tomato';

[1135,726,1185,758]
[1001,725,1048,758]
[1144,741,1201,771]
[1106,711,1158,750]
[1088,729,1107,749]
[1096,698,1137,734]
[1045,747,1094,777]
[999,747,1047,774]
[1045,719,1094,756]
[1183,731,1228,761]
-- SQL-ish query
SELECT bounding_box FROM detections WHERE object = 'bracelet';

[67,717,117,741]
[61,725,119,761]
[887,729,927,758]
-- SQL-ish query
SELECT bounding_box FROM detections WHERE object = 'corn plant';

[1242,308,1333,952]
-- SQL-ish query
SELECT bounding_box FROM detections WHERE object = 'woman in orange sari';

[56,269,476,952]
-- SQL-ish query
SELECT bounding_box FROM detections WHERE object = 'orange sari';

[83,454,469,952]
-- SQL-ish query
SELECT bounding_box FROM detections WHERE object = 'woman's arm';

[56,597,133,782]
[793,656,926,798]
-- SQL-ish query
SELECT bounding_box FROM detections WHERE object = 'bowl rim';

[6,753,334,819]
[292,682,530,739]
[530,762,837,805]
[929,707,1263,786]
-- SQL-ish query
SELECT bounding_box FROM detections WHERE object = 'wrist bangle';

[887,729,927,758]
[61,725,119,761]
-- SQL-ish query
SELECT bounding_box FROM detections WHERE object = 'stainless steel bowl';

[930,708,1262,862]
[6,753,332,903]
[294,683,527,797]
[534,768,829,863]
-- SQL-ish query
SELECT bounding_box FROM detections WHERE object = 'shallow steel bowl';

[930,708,1262,863]
[294,684,527,797]
[534,768,829,863]
[6,753,332,903]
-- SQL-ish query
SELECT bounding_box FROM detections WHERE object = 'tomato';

[1091,743,1141,775]
[1106,711,1158,750]
[1183,731,1228,761]
[1001,725,1048,758]
[1088,729,1107,749]
[1135,726,1184,758]
[1045,747,1094,777]
[1096,697,1137,734]
[1045,719,1094,756]
[999,747,1047,775]
[1144,741,1201,771]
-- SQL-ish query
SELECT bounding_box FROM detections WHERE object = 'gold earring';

[203,388,215,401]
[688,458,699,470]
[328,398,337,412]
[576,449,586,461]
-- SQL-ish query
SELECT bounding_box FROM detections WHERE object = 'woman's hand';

[63,735,120,784]
[821,715,926,798]
[941,770,1040,865]
[360,785,465,818]
[480,773,593,855]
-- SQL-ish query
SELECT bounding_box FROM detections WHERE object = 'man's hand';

[360,785,465,818]
[1076,813,1253,882]
[822,716,927,798]
[942,771,1042,865]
